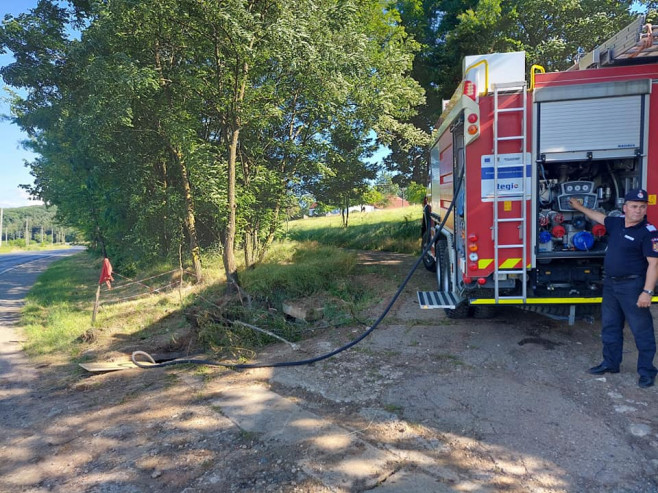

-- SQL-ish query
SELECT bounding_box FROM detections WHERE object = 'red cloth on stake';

[99,258,114,289]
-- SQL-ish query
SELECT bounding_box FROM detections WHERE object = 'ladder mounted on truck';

[570,15,658,70]
[492,81,528,302]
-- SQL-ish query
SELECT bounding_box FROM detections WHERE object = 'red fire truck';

[418,16,658,323]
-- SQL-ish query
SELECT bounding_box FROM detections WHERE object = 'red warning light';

[463,81,477,101]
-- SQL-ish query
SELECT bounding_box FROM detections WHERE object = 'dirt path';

[1,252,658,492]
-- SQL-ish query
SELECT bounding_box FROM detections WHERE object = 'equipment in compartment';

[557,181,598,211]
[536,158,639,255]
[533,261,602,296]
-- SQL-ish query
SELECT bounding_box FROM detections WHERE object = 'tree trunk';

[170,145,203,282]
[224,127,239,288]
[244,228,258,268]
[222,34,252,289]
[243,230,253,268]
[257,201,282,263]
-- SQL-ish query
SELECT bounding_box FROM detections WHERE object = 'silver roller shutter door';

[539,95,642,155]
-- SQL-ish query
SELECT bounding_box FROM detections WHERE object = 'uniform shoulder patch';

[647,224,657,232]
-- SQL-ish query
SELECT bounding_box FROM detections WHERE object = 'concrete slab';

[373,469,456,492]
[211,383,401,491]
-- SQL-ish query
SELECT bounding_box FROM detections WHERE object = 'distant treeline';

[1,205,80,244]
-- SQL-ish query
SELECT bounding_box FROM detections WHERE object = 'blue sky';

[0,0,40,209]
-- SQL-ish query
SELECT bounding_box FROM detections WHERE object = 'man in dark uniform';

[570,189,658,388]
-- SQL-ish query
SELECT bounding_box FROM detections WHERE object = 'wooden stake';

[92,285,101,323]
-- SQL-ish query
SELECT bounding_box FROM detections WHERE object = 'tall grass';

[20,252,194,356]
[19,242,371,358]
[197,241,370,354]
[20,207,423,359]
[240,242,357,301]
[285,206,423,253]
[21,252,101,355]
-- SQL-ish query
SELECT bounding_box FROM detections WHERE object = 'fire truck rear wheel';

[444,302,470,319]
[435,238,450,292]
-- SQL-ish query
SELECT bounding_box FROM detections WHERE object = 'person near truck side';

[569,189,658,388]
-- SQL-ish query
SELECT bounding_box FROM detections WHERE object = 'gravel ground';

[1,251,658,492]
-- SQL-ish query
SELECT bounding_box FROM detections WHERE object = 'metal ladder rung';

[494,81,526,90]
[493,81,528,303]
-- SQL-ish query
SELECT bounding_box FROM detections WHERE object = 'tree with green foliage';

[361,186,385,208]
[306,123,379,227]
[374,172,402,199]
[387,0,644,186]
[0,205,77,246]
[405,181,427,205]
[1,0,424,284]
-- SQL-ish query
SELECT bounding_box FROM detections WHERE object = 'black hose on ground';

[132,171,464,370]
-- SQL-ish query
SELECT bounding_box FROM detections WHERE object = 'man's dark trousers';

[601,277,657,379]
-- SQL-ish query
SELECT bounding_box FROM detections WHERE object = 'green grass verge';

[21,252,100,355]
[286,206,423,253]
[19,242,377,359]
[19,207,423,361]
[240,242,357,300]
[195,241,372,355]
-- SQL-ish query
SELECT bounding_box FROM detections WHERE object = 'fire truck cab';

[418,15,658,323]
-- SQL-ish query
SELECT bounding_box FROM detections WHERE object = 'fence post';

[92,285,101,323]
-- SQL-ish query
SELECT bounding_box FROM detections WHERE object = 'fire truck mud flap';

[417,291,463,309]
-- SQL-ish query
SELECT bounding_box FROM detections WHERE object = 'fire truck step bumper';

[417,291,463,309]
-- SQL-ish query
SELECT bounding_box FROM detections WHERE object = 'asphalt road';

[0,246,84,379]
[0,247,84,276]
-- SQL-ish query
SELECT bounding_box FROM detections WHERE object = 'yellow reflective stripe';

[470,297,604,305]
[500,258,520,269]
[478,259,494,269]
[476,258,529,270]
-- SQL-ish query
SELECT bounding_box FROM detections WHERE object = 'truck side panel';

[648,81,658,224]
[463,92,532,280]
[430,128,456,233]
